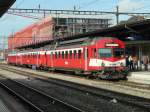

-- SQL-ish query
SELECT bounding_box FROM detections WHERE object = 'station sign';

[105,43,119,47]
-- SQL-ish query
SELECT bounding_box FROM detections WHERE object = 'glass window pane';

[98,49,112,58]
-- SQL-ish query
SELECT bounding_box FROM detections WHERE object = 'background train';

[7,37,129,79]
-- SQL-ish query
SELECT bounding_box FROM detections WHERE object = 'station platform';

[0,64,150,99]
[128,71,150,84]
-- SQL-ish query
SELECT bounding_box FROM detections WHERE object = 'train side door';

[36,52,39,67]
[50,52,54,68]
[84,47,88,71]
[45,52,47,66]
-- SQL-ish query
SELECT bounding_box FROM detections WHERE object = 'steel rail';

[0,65,150,111]
[0,77,44,112]
[0,64,150,90]
[0,75,84,112]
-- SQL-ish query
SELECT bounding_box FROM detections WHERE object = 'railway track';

[0,75,84,112]
[0,64,150,90]
[0,64,150,112]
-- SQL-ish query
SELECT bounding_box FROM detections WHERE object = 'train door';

[46,51,50,68]
[36,53,39,67]
[20,54,22,65]
[18,54,21,65]
[84,47,88,71]
[45,52,47,67]
[77,49,82,69]
[15,54,17,64]
[50,52,54,68]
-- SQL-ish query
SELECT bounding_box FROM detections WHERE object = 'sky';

[0,0,150,48]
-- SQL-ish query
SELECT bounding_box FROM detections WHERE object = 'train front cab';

[87,38,129,79]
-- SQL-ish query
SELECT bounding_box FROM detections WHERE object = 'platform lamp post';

[11,30,15,53]
[3,35,6,61]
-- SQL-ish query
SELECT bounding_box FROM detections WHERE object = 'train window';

[51,52,53,58]
[114,48,124,58]
[69,51,72,59]
[55,52,57,59]
[85,49,89,58]
[98,48,112,58]
[58,52,61,58]
[84,48,88,59]
[94,48,97,58]
[74,50,77,59]
[78,50,81,59]
[49,52,51,58]
[65,51,68,59]
[62,51,64,59]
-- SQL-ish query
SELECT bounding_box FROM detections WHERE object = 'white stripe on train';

[89,58,126,67]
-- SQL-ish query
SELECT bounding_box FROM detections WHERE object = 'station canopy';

[66,19,150,41]
[0,0,15,17]
[18,19,150,49]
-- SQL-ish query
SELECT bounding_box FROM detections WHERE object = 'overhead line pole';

[8,8,150,25]
[8,8,115,15]
[8,8,150,15]
[116,6,119,25]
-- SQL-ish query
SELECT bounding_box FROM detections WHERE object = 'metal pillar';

[116,6,119,25]
[139,45,142,70]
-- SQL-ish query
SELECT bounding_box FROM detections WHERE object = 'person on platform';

[125,55,129,69]
[129,55,133,71]
[142,55,149,71]
[133,55,138,71]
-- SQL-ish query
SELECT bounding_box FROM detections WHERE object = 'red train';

[7,37,129,79]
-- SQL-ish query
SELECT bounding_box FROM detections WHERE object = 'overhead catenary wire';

[15,0,25,8]
[77,0,101,10]
[7,12,42,20]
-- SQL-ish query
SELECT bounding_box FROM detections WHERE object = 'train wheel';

[86,75,92,79]
[92,73,99,79]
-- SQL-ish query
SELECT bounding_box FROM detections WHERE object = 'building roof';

[17,19,150,49]
[0,0,16,17]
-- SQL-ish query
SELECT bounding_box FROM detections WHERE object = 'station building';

[8,15,111,50]
[15,19,150,70]
[53,16,111,37]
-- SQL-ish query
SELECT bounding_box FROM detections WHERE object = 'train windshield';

[98,48,112,58]
[113,48,124,58]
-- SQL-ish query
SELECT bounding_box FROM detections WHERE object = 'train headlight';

[101,62,105,67]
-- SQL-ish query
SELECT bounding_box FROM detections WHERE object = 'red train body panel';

[7,37,129,79]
